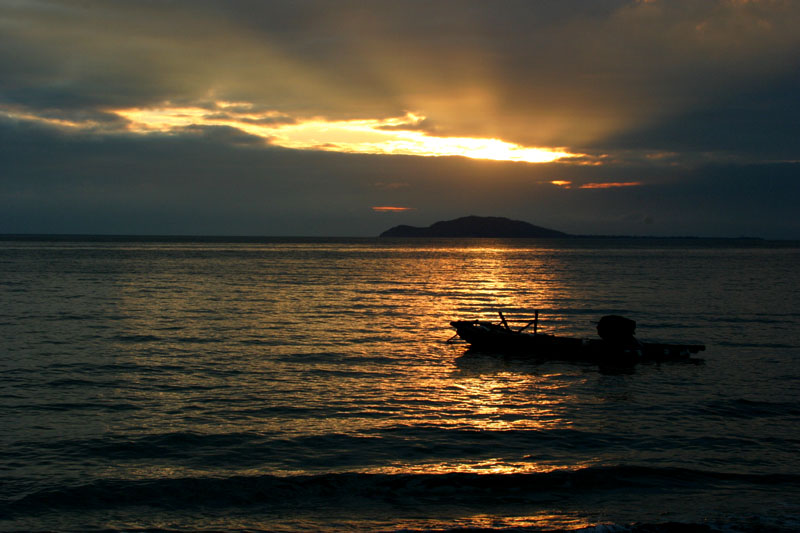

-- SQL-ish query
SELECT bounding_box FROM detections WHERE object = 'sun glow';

[113,103,581,164]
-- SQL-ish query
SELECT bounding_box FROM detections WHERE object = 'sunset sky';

[2,0,798,237]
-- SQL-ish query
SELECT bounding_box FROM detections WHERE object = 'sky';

[1,0,799,238]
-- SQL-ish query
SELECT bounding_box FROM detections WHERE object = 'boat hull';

[449,320,705,364]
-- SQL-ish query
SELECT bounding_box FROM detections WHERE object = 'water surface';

[1,237,799,531]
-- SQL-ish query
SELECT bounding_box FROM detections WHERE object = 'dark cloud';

[175,125,268,146]
[600,70,800,159]
[2,116,797,238]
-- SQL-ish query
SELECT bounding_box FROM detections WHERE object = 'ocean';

[1,237,799,532]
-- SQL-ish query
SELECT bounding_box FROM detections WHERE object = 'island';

[379,216,569,238]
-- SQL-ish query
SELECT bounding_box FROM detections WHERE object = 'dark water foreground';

[5,467,800,531]
[1,237,799,532]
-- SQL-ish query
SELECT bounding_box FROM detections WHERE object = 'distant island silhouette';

[379,216,569,238]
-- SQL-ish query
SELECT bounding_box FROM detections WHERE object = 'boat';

[448,312,705,364]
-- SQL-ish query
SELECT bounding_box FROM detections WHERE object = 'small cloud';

[374,181,410,190]
[579,181,643,189]
[376,113,436,133]
[621,213,655,225]
[561,153,609,166]
[213,101,254,112]
[0,104,126,134]
[311,143,342,150]
[372,206,415,212]
[203,108,296,126]
[178,125,266,145]
[550,180,573,188]
[240,115,297,126]
[645,151,680,161]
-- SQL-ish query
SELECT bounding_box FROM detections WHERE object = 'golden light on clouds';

[580,181,643,189]
[550,180,642,189]
[113,103,583,164]
[1,108,101,131]
[372,206,415,212]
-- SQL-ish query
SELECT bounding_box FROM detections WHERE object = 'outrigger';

[448,312,705,364]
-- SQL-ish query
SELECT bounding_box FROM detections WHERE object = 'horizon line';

[1,233,792,243]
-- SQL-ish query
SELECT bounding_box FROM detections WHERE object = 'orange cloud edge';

[550,180,643,189]
[372,206,415,212]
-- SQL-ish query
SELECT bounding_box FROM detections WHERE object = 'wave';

[698,398,800,419]
[714,341,795,348]
[5,465,800,517]
[20,428,639,465]
[17,425,800,476]
[111,334,162,343]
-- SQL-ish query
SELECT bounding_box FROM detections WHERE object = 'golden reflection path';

[360,241,589,476]
[104,240,589,481]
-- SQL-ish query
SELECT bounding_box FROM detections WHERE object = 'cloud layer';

[1,0,798,237]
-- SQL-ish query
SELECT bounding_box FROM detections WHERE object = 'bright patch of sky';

[113,103,582,164]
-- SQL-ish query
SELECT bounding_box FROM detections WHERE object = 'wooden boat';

[448,312,705,364]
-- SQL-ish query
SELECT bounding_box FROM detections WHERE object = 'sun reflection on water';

[96,240,588,481]
[455,513,595,532]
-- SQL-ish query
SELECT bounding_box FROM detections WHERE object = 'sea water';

[1,237,799,532]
